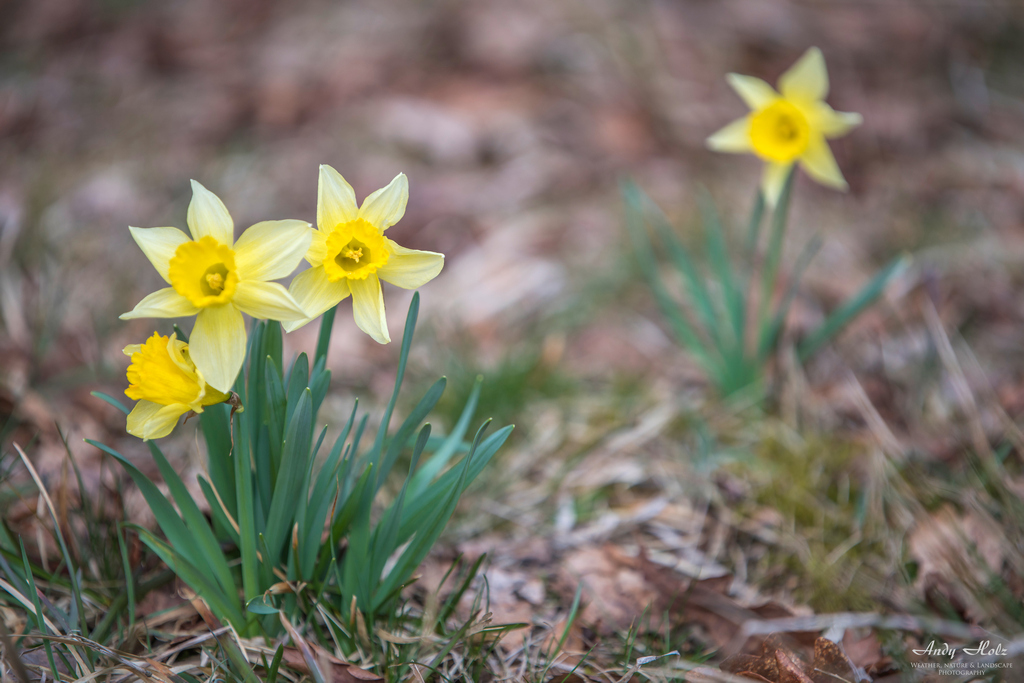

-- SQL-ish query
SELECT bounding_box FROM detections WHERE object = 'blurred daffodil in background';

[707,47,862,204]
[120,181,311,391]
[285,165,445,343]
[123,332,233,440]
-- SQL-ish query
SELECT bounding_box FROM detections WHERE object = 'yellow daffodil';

[284,165,444,343]
[124,332,232,440]
[121,181,311,391]
[707,47,862,205]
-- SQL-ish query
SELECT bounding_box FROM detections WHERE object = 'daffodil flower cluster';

[707,47,862,204]
[121,167,444,440]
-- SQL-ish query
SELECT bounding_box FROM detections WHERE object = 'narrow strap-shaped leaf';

[293,425,327,577]
[368,425,430,596]
[145,441,239,602]
[134,527,248,631]
[398,424,513,541]
[263,320,284,380]
[245,322,266,432]
[641,188,723,350]
[341,472,374,614]
[263,389,314,564]
[234,411,260,618]
[698,188,745,349]
[200,404,236,517]
[621,180,718,372]
[284,352,309,428]
[314,304,338,367]
[798,253,910,361]
[408,377,482,498]
[198,476,240,545]
[264,355,287,485]
[90,391,129,415]
[326,462,374,567]
[305,409,353,531]
[301,436,345,579]
[375,378,445,493]
[347,414,369,480]
[321,400,358,507]
[366,293,420,473]
[374,422,490,610]
[87,440,205,571]
[309,367,331,419]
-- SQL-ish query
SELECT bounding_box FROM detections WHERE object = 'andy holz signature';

[912,641,1009,659]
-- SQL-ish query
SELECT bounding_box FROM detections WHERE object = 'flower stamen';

[205,270,225,293]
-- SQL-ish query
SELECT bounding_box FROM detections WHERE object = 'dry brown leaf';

[556,545,661,634]
[907,504,1006,620]
[280,646,382,683]
[776,651,815,683]
[724,634,857,683]
[810,637,858,683]
[841,630,881,671]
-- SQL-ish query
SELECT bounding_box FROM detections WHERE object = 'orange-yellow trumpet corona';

[124,332,232,440]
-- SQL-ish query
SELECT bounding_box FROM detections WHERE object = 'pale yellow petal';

[800,136,847,190]
[726,74,778,109]
[129,226,190,283]
[282,267,350,333]
[706,116,753,153]
[349,274,390,344]
[127,401,189,441]
[378,241,444,289]
[233,220,312,282]
[761,162,793,206]
[318,165,359,232]
[779,47,828,103]
[809,102,862,138]
[233,280,307,321]
[187,180,234,246]
[306,228,327,267]
[189,304,246,392]
[358,173,407,232]
[122,344,144,356]
[120,288,199,320]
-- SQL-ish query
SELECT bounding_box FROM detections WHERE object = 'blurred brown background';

[4,0,1024,470]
